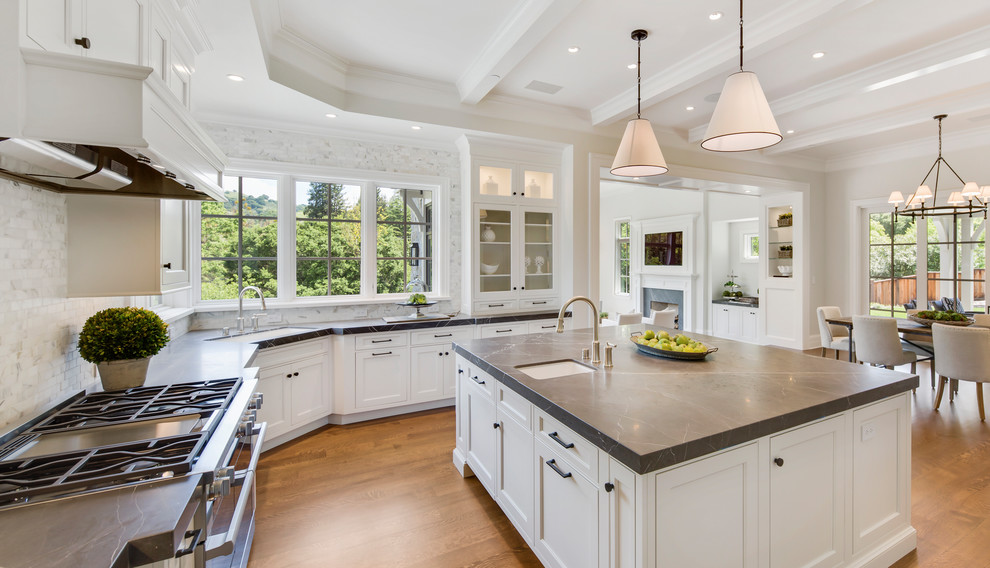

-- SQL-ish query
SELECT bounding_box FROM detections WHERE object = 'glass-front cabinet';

[767,205,794,279]
[477,163,556,203]
[475,204,556,308]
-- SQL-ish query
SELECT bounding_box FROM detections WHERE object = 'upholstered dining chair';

[932,323,990,421]
[816,306,852,360]
[616,312,641,326]
[643,307,676,328]
[851,315,918,375]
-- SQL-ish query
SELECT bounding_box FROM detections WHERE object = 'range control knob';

[244,409,258,423]
[209,467,234,499]
[250,393,264,410]
[237,418,255,437]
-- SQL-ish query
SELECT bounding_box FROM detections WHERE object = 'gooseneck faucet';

[237,286,267,332]
[556,296,601,365]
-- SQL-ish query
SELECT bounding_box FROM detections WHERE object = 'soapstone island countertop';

[453,324,919,474]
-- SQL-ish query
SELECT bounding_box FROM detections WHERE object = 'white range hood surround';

[2,49,226,201]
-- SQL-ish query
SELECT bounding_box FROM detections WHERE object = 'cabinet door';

[534,443,599,568]
[83,0,141,64]
[521,209,554,294]
[354,349,409,408]
[24,0,76,55]
[465,381,497,496]
[410,345,445,403]
[713,305,731,338]
[478,205,515,296]
[521,168,554,201]
[727,306,743,337]
[256,364,290,440]
[497,414,534,543]
[288,355,329,427]
[603,458,638,568]
[442,351,457,398]
[769,416,844,568]
[741,310,759,342]
[655,443,758,568]
[161,199,189,290]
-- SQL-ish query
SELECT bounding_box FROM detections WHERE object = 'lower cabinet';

[496,386,535,542]
[463,368,497,495]
[711,303,761,343]
[534,440,600,568]
[409,345,456,402]
[255,340,331,441]
[355,349,409,408]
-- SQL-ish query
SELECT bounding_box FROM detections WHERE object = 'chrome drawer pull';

[546,459,572,479]
[548,431,575,449]
[175,528,203,557]
[471,375,486,385]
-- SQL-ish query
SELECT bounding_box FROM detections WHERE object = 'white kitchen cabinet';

[655,442,759,568]
[464,367,497,496]
[354,349,409,409]
[23,0,143,65]
[410,344,453,403]
[740,308,759,342]
[475,161,557,204]
[148,1,195,109]
[602,458,638,568]
[534,440,600,568]
[496,384,535,543]
[711,303,761,344]
[770,415,844,568]
[479,322,530,339]
[67,194,189,297]
[254,340,331,442]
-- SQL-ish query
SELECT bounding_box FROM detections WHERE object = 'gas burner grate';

[27,378,241,433]
[0,434,203,507]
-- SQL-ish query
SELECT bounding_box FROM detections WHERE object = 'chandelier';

[889,114,988,220]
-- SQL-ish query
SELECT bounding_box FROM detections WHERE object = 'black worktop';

[711,297,760,307]
[453,324,918,474]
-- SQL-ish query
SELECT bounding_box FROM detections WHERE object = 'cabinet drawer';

[410,327,473,346]
[463,365,496,400]
[479,323,528,338]
[473,300,519,313]
[355,332,408,350]
[497,384,532,431]
[520,298,556,310]
[253,338,327,367]
[535,408,599,483]
[527,319,562,334]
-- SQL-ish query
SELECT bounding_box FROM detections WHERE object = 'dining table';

[825,315,934,363]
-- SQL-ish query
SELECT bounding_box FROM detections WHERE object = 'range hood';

[0,49,227,201]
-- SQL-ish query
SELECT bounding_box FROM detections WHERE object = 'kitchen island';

[452,325,918,568]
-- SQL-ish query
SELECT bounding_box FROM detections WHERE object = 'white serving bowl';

[480,263,499,274]
[777,265,793,275]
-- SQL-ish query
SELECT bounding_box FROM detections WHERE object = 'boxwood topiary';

[78,307,169,364]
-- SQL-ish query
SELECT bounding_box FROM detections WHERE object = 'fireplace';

[642,288,683,327]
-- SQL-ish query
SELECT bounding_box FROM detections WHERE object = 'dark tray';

[630,334,717,361]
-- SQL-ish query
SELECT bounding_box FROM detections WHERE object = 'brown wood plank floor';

[249,358,990,568]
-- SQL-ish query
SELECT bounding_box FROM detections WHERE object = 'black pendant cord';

[739,0,744,72]
[636,35,643,119]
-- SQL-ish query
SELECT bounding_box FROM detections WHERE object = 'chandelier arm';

[918,160,939,188]
[938,157,968,187]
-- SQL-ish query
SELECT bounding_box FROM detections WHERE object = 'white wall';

[0,179,124,430]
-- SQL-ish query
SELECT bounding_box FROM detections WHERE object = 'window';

[644,231,683,266]
[927,215,985,312]
[742,233,759,261]
[868,212,916,317]
[198,164,446,304]
[201,176,278,300]
[616,220,630,294]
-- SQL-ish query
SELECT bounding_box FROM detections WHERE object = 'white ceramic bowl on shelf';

[777,265,793,276]
[480,263,499,275]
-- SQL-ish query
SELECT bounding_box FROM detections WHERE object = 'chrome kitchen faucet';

[237,286,267,332]
[557,296,601,365]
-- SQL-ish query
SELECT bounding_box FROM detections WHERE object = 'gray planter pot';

[97,357,151,391]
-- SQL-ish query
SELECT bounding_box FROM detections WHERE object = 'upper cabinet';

[767,204,794,280]
[24,0,143,65]
[477,162,557,203]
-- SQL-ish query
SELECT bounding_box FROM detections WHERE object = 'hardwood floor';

[249,358,990,568]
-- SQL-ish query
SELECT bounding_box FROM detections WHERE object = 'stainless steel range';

[0,377,265,568]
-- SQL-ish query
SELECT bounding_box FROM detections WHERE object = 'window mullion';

[279,174,295,300]
[362,181,378,297]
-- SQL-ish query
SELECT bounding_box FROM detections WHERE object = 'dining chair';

[932,323,990,421]
[851,315,918,375]
[816,306,852,360]
[643,307,676,328]
[616,312,641,326]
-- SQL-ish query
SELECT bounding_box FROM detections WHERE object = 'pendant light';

[702,0,782,152]
[610,29,668,177]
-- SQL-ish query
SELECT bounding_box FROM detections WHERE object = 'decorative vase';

[535,255,546,274]
[97,357,151,391]
[524,256,532,273]
[483,176,499,195]
[481,224,496,242]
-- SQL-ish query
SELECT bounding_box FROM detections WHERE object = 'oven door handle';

[204,422,267,560]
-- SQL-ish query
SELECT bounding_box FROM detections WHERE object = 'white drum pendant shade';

[610,118,668,177]
[702,71,782,152]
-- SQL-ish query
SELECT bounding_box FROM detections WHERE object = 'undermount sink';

[515,359,596,380]
[207,326,315,343]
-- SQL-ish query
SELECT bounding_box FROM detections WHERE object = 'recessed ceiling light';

[812,52,826,59]
[568,46,580,53]
[325,113,337,119]
[627,63,637,70]
[709,11,723,20]
[686,106,695,111]
[226,74,244,82]
[411,126,422,130]
[786,129,795,134]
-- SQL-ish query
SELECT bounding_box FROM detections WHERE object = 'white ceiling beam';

[456,0,582,105]
[687,24,990,143]
[763,87,990,155]
[591,0,877,126]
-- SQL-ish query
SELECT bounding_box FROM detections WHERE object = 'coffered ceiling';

[192,0,990,171]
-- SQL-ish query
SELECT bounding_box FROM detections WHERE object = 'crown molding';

[825,124,990,172]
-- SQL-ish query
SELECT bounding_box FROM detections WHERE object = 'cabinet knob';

[286,373,292,378]
[774,457,784,467]
[445,351,449,356]
[74,37,91,49]
[293,372,299,376]
[439,352,443,357]
[512,286,517,290]
[604,482,615,493]
[162,262,172,269]
[521,286,525,290]
[493,422,500,429]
